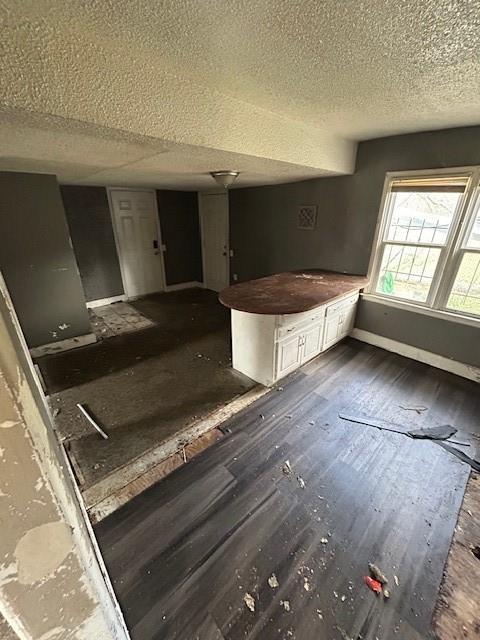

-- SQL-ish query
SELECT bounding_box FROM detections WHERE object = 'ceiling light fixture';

[210,170,240,189]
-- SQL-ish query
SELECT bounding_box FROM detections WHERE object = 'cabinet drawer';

[276,308,325,339]
[325,292,359,317]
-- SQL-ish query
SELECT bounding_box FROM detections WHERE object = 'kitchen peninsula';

[219,271,368,385]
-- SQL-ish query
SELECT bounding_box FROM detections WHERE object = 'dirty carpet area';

[95,339,479,640]
[36,288,254,489]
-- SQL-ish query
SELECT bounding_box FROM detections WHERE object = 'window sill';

[361,293,480,329]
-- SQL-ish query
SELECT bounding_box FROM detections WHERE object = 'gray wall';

[157,190,203,285]
[355,302,480,367]
[61,186,124,302]
[349,126,480,274]
[230,125,480,367]
[0,172,91,348]
[229,176,353,282]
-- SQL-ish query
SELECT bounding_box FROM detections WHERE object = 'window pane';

[386,191,461,245]
[376,244,441,302]
[446,252,480,316]
[465,206,480,249]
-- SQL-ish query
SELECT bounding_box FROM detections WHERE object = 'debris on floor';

[339,412,480,471]
[368,562,388,585]
[77,403,109,439]
[364,575,382,594]
[408,425,457,440]
[296,475,306,489]
[243,592,255,612]
[88,302,154,340]
[336,626,353,640]
[282,460,292,476]
[398,404,428,414]
[268,573,279,588]
[280,600,291,612]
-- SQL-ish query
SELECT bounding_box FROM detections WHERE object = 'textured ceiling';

[63,0,480,139]
[1,0,480,188]
[0,111,328,189]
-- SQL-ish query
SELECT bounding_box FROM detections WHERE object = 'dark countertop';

[219,270,368,315]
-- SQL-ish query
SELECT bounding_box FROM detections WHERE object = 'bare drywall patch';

[14,521,73,585]
[0,420,19,429]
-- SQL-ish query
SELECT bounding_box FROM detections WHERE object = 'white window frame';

[365,166,480,325]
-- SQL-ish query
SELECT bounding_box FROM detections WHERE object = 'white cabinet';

[275,321,324,380]
[323,294,358,351]
[276,334,303,377]
[323,314,341,351]
[302,321,324,362]
[231,291,360,386]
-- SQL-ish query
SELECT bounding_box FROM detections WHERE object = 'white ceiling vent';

[297,205,317,230]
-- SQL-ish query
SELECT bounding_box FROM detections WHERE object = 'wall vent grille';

[297,205,317,230]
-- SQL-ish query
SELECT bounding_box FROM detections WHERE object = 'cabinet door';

[301,322,323,363]
[322,314,342,351]
[276,334,302,378]
[338,303,356,337]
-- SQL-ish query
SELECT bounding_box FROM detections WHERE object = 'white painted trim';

[164,281,204,292]
[365,166,480,323]
[107,187,166,298]
[29,333,96,358]
[86,294,126,309]
[198,191,230,291]
[351,328,480,383]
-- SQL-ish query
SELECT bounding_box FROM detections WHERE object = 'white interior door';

[199,192,229,292]
[109,189,165,298]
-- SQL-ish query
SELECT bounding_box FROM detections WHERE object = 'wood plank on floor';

[95,339,480,640]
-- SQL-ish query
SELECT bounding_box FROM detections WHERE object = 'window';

[369,170,480,319]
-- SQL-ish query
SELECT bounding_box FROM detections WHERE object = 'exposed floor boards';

[95,339,480,640]
[36,289,254,488]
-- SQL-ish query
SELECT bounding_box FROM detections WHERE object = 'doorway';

[109,188,165,299]
[199,192,230,292]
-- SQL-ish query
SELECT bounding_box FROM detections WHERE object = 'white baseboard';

[164,281,203,292]
[30,333,97,358]
[351,328,480,383]
[86,295,126,309]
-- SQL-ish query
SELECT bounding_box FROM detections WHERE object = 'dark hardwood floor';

[95,339,479,640]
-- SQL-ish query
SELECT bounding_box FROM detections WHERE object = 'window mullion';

[434,170,480,309]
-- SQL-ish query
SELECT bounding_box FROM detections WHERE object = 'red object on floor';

[364,575,382,594]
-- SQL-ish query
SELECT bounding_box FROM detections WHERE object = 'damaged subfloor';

[36,288,255,490]
[95,339,480,640]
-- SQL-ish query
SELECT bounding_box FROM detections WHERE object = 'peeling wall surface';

[0,282,128,639]
[0,172,92,348]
